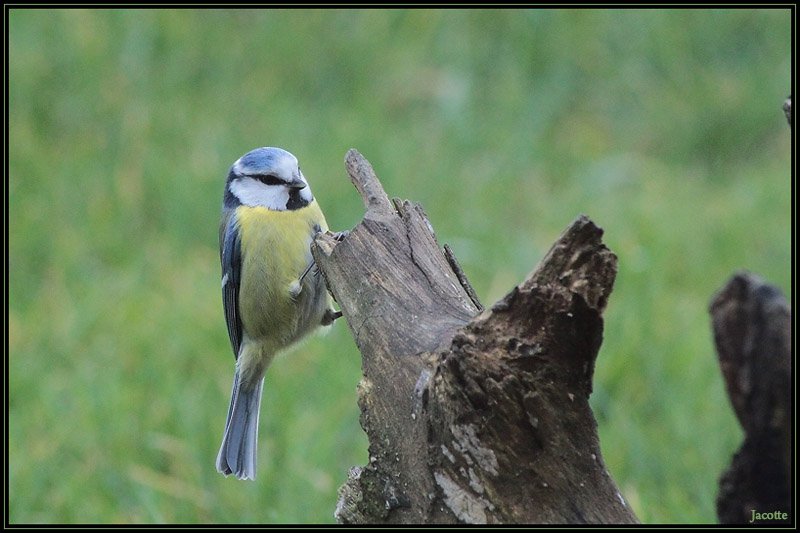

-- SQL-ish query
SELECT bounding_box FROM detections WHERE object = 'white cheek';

[230,177,289,210]
[299,186,313,203]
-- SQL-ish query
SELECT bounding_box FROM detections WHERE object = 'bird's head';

[225,147,313,210]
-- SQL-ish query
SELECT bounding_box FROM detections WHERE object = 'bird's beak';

[287,178,307,190]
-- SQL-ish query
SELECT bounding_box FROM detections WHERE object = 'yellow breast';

[235,201,328,346]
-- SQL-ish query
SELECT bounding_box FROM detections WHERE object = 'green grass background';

[8,8,791,524]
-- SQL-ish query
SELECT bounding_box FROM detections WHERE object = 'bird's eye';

[257,175,284,186]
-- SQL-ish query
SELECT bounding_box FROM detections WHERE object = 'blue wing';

[220,212,243,359]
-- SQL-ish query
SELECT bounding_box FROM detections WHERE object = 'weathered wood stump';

[312,150,638,524]
[711,273,791,525]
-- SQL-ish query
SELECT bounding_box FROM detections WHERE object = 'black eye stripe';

[254,175,284,186]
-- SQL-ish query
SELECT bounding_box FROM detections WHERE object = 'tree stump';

[313,150,638,524]
[711,273,791,524]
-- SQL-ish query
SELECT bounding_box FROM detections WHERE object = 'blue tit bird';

[217,147,337,480]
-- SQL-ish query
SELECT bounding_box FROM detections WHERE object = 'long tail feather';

[216,370,264,480]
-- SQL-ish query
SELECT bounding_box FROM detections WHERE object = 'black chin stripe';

[285,190,311,210]
[223,184,241,208]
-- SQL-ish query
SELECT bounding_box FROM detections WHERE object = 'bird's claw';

[331,230,350,242]
[321,309,343,326]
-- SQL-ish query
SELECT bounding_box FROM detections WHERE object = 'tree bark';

[313,150,638,524]
[711,272,791,525]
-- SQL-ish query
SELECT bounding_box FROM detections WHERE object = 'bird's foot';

[331,230,350,242]
[321,309,343,325]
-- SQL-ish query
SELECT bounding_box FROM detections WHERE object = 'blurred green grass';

[8,8,790,524]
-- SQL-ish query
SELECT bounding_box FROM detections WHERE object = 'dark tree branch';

[314,150,637,524]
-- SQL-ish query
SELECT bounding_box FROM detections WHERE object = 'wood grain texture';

[313,150,637,524]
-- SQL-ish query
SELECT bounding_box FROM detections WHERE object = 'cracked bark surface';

[313,150,638,524]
